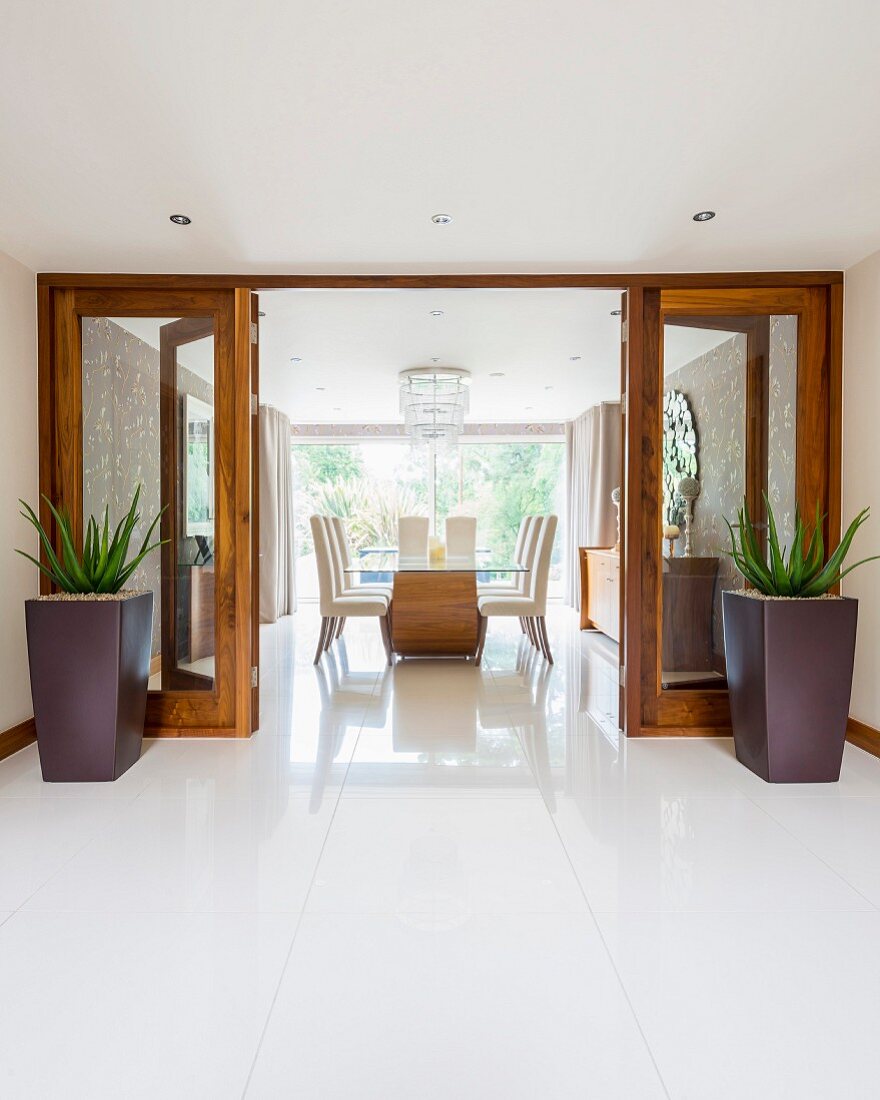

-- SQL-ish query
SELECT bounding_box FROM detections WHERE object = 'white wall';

[843,248,880,727]
[0,249,37,730]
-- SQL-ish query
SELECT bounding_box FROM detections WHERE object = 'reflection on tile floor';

[2,605,880,1097]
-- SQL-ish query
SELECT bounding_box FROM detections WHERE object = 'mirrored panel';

[81,316,216,692]
[660,315,797,689]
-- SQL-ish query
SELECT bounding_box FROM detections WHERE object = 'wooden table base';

[390,572,480,657]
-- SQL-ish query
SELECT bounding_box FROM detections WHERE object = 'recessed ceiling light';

[569,355,582,361]
[525,406,534,411]
[544,386,553,391]
[431,213,453,225]
[693,210,716,222]
[315,386,325,392]
[431,357,440,363]
[258,311,266,318]
[430,310,444,317]
[489,372,505,378]
[332,407,342,412]
[169,214,191,225]
[610,309,622,316]
[290,357,301,363]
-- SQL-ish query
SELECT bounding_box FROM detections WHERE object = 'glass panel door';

[660,315,797,689]
[81,315,217,693]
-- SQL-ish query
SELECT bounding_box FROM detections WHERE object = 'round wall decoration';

[662,389,699,525]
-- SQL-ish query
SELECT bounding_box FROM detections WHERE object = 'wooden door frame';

[37,270,842,739]
[628,285,840,736]
[37,285,254,737]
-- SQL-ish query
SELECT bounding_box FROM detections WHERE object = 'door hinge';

[619,664,626,686]
[620,390,627,417]
[250,321,259,345]
[251,666,259,688]
[251,393,258,416]
[621,318,629,342]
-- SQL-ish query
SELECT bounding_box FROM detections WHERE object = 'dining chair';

[398,515,429,558]
[476,514,558,665]
[310,514,392,665]
[478,515,536,596]
[445,515,477,557]
[324,516,393,641]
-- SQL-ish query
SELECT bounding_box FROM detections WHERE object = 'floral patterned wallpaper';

[290,421,564,438]
[82,318,214,656]
[665,333,747,657]
[768,315,798,546]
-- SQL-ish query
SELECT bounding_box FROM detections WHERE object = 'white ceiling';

[1,1,879,274]
[109,318,215,383]
[663,326,741,375]
[259,287,622,421]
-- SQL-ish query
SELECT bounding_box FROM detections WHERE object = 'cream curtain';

[259,405,296,622]
[565,401,622,609]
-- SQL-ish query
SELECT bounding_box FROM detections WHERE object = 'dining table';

[345,553,527,659]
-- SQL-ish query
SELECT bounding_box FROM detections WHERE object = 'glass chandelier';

[399,367,471,444]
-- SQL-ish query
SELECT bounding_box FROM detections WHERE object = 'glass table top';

[345,552,527,575]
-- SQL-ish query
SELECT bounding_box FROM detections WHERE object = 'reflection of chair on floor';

[477,639,555,806]
[310,651,392,812]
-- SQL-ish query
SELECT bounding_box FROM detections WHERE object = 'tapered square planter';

[722,590,858,783]
[25,592,153,782]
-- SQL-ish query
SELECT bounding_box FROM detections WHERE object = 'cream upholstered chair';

[478,515,536,596]
[329,517,393,594]
[310,515,391,665]
[445,515,477,557]
[325,516,393,641]
[476,514,558,665]
[398,515,429,558]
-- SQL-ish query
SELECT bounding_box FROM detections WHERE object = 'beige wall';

[843,249,880,728]
[0,249,37,730]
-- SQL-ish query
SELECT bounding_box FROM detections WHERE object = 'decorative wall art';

[662,389,699,526]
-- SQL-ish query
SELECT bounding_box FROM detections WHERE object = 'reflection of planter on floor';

[25,592,153,782]
[723,591,857,783]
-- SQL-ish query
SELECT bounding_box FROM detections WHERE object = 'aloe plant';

[17,485,166,594]
[725,495,879,597]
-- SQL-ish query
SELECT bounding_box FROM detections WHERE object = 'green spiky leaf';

[725,495,879,597]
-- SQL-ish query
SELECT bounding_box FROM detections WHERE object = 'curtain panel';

[259,405,297,622]
[564,402,622,609]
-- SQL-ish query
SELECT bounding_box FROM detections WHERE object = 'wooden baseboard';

[0,717,37,762]
[847,716,880,759]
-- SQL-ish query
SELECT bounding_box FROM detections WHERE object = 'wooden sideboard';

[661,555,719,673]
[579,548,620,642]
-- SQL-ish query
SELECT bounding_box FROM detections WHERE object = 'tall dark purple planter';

[25,592,153,782]
[722,590,858,783]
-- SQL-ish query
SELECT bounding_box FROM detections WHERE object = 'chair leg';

[335,617,346,640]
[526,618,538,647]
[313,617,331,664]
[379,614,393,665]
[519,616,527,634]
[324,617,337,651]
[475,615,489,666]
[537,616,554,664]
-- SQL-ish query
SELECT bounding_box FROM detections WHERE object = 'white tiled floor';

[2,605,880,1097]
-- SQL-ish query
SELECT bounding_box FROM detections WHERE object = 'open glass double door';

[622,285,836,736]
[42,287,258,736]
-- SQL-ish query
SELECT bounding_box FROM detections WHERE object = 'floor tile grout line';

[742,790,880,912]
[7,792,141,917]
[495,635,674,1100]
[239,662,380,1099]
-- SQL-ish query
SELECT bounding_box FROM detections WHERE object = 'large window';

[292,439,565,598]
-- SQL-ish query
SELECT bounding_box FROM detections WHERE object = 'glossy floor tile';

[246,914,667,1100]
[3,604,880,1098]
